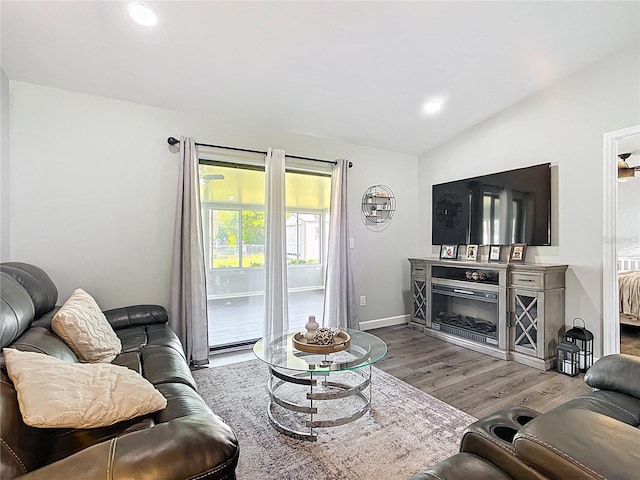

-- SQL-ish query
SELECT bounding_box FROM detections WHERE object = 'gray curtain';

[263,148,289,338]
[322,159,358,329]
[169,136,209,366]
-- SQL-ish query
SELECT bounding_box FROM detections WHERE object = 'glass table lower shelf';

[253,328,387,441]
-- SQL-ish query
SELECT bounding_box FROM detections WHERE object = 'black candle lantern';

[564,318,594,372]
[556,342,580,376]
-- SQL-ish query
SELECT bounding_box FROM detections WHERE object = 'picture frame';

[439,244,459,260]
[508,243,527,263]
[488,244,502,263]
[465,244,479,261]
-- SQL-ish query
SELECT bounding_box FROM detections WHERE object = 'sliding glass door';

[199,160,330,349]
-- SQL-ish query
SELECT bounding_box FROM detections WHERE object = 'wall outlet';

[360,295,366,306]
[349,238,355,249]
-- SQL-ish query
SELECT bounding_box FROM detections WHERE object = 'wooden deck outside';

[207,289,324,347]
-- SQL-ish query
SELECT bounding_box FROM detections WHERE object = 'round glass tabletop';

[253,328,387,372]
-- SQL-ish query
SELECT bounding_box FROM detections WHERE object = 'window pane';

[286,213,321,265]
[199,164,330,210]
[242,210,264,267]
[209,210,240,268]
[286,171,331,210]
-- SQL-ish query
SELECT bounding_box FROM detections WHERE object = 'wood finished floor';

[371,325,592,419]
[621,323,640,356]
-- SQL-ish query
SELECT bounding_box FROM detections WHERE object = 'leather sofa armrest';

[514,408,640,480]
[103,305,168,330]
[409,453,514,480]
[16,414,238,480]
[584,354,640,399]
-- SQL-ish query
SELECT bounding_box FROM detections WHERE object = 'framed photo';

[488,244,502,263]
[465,244,479,261]
[509,243,527,263]
[439,244,459,260]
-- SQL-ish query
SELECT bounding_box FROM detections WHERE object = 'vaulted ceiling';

[2,1,639,155]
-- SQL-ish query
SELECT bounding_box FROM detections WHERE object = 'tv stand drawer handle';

[517,279,536,283]
[453,289,475,295]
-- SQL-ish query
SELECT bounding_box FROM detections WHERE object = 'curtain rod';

[167,137,352,168]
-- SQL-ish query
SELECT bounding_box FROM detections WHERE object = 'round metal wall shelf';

[361,184,395,230]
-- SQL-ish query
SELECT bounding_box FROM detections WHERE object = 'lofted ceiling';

[2,1,639,156]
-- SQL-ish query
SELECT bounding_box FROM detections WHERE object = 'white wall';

[9,81,418,321]
[1,67,9,261]
[417,43,640,357]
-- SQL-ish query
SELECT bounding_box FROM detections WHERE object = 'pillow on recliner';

[52,288,122,363]
[3,348,167,428]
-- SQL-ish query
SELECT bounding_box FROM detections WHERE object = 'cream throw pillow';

[52,288,122,363]
[3,348,167,428]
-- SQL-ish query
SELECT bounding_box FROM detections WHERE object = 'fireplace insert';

[431,276,500,346]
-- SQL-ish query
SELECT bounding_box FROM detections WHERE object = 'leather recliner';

[409,354,640,479]
[0,262,239,480]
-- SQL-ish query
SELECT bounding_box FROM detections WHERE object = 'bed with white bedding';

[619,247,640,325]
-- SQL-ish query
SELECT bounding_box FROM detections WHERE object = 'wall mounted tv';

[432,163,551,246]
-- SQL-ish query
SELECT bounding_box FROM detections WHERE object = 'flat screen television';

[432,163,551,246]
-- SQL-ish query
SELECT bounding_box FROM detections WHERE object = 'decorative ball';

[313,327,335,345]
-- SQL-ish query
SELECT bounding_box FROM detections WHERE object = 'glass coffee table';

[253,328,387,441]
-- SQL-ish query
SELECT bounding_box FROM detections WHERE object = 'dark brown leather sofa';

[0,262,239,480]
[410,354,640,480]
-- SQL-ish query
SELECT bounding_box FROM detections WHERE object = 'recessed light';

[128,2,157,27]
[422,99,444,115]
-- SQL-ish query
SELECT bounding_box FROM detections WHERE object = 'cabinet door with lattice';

[412,277,427,326]
[510,288,546,358]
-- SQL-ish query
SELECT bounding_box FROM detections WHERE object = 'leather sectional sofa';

[0,262,239,479]
[410,353,640,479]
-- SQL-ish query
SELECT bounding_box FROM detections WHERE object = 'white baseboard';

[360,314,410,331]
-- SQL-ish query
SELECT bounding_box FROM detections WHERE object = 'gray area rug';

[193,360,475,480]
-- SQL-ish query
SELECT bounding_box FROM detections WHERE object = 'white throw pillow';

[3,348,167,429]
[52,288,122,363]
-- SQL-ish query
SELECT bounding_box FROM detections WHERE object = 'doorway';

[602,125,640,356]
[199,161,331,349]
